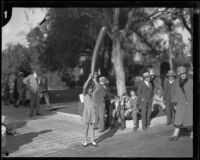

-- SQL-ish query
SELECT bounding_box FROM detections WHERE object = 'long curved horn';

[91,26,107,75]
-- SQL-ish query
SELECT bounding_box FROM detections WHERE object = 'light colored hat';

[143,72,150,78]
[18,72,23,76]
[166,70,175,77]
[149,69,155,76]
[177,66,187,75]
[99,77,106,83]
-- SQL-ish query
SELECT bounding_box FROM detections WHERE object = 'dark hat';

[166,70,175,77]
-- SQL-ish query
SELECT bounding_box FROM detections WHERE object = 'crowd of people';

[1,64,193,152]
[80,65,193,147]
[1,67,52,156]
[2,68,51,113]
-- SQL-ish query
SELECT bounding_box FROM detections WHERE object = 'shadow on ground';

[95,122,120,144]
[6,129,52,154]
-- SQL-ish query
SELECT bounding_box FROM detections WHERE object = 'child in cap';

[152,89,166,111]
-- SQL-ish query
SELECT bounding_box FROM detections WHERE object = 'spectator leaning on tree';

[169,66,193,141]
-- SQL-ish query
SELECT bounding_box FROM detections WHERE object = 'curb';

[56,111,167,129]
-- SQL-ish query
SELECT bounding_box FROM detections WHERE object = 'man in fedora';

[163,70,176,125]
[93,76,106,132]
[23,68,41,117]
[137,71,153,130]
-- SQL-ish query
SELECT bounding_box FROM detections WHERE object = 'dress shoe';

[83,141,90,147]
[143,128,147,131]
[169,136,179,141]
[90,140,98,147]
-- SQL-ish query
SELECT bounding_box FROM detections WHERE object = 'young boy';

[152,89,166,111]
[129,90,139,132]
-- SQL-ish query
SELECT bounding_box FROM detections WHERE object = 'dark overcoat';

[172,78,193,127]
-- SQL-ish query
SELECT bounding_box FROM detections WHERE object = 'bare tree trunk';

[168,32,173,69]
[112,38,126,96]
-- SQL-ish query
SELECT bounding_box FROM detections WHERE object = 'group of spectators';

[2,68,51,116]
[2,67,52,156]
[80,65,193,146]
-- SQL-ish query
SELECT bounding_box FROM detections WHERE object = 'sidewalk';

[1,103,167,157]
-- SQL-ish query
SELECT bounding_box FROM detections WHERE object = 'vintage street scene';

[2,5,196,158]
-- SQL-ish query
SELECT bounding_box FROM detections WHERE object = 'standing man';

[137,72,153,130]
[39,70,51,108]
[150,69,163,95]
[14,72,25,107]
[163,70,176,125]
[103,78,112,129]
[23,69,41,117]
[93,76,106,132]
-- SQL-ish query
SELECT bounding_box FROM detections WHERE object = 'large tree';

[38,8,192,96]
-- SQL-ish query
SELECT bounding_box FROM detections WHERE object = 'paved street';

[2,103,193,157]
[47,125,193,157]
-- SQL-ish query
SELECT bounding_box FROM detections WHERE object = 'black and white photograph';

[1,1,199,158]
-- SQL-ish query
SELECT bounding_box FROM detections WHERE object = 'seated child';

[152,89,166,111]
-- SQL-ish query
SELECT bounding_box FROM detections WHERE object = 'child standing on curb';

[82,74,97,147]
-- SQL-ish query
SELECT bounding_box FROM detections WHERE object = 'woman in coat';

[169,66,193,141]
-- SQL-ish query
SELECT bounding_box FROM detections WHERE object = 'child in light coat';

[152,89,166,111]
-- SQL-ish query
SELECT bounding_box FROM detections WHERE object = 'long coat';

[172,78,193,127]
[137,81,153,106]
[163,78,176,102]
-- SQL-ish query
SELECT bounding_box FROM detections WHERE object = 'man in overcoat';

[137,72,153,130]
[169,66,193,141]
[163,70,176,125]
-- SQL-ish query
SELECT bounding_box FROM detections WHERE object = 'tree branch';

[132,27,159,55]
[119,8,135,41]
[179,10,192,35]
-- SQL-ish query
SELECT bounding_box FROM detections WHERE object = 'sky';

[2,8,191,51]
[2,8,47,51]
